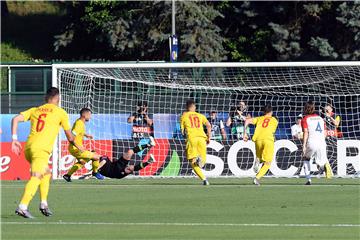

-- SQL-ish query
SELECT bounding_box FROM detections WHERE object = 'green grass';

[1,178,360,240]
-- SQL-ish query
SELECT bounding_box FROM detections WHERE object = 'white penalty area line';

[2,184,358,189]
[2,221,360,228]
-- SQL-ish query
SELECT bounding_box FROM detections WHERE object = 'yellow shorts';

[69,148,95,163]
[255,140,275,163]
[186,137,207,165]
[24,148,51,174]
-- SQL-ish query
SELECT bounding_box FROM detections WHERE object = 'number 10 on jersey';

[189,115,200,128]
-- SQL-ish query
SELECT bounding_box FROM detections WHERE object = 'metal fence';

[0,64,52,113]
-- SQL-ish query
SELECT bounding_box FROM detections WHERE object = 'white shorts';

[304,141,328,167]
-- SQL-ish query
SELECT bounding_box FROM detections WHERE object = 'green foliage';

[335,2,360,59]
[308,37,338,59]
[6,1,65,16]
[0,67,8,92]
[0,43,41,91]
[0,43,33,62]
[224,30,271,62]
[2,1,66,62]
[54,1,226,62]
[176,2,226,61]
[3,1,360,62]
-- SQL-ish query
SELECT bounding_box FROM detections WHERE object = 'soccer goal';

[52,62,360,179]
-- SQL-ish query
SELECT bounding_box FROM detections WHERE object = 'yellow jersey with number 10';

[252,116,278,142]
[20,103,71,154]
[180,111,208,140]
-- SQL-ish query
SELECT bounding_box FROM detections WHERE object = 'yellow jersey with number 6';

[20,103,71,153]
[180,111,208,140]
[252,116,278,142]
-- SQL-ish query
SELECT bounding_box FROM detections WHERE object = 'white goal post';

[52,61,360,179]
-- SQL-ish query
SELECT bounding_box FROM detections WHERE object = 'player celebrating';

[244,104,278,186]
[302,101,333,185]
[180,99,212,185]
[98,137,156,179]
[63,108,104,182]
[11,87,82,218]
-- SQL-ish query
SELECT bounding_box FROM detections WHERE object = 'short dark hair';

[45,87,59,102]
[263,104,272,114]
[186,99,196,110]
[325,103,334,111]
[80,107,92,116]
[137,101,148,107]
[304,101,315,115]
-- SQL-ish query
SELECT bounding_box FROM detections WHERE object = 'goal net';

[53,62,360,179]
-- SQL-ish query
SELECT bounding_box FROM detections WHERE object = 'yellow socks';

[92,160,99,173]
[19,176,41,208]
[40,173,51,204]
[67,162,83,176]
[191,162,206,181]
[256,162,271,180]
[324,162,333,179]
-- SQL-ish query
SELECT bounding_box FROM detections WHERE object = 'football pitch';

[1,178,359,240]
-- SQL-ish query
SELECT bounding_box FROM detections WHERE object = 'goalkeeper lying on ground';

[97,137,156,179]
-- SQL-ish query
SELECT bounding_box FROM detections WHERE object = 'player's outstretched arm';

[64,130,85,152]
[84,133,93,139]
[221,127,227,140]
[11,114,25,155]
[144,114,153,126]
[127,113,135,123]
[243,118,254,141]
[226,116,232,127]
[180,114,185,137]
[205,120,211,144]
[333,116,340,128]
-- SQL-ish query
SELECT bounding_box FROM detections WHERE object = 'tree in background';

[54,1,226,62]
[216,1,360,61]
[2,1,358,62]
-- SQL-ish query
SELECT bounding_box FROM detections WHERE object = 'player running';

[180,99,212,185]
[244,104,278,186]
[302,101,333,185]
[63,108,104,182]
[98,137,156,179]
[11,87,82,218]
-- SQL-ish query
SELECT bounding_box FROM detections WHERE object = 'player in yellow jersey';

[11,87,83,218]
[63,108,104,181]
[180,99,211,185]
[244,104,278,186]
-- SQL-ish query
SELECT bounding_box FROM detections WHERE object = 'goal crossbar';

[52,61,360,69]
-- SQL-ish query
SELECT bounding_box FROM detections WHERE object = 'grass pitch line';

[2,184,358,189]
[3,222,360,228]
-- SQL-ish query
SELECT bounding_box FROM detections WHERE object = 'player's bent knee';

[44,167,52,175]
[79,160,86,165]
[92,153,101,160]
[31,171,43,179]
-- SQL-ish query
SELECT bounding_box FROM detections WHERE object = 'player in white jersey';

[301,101,333,185]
